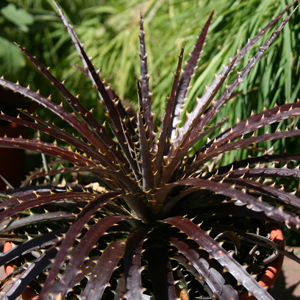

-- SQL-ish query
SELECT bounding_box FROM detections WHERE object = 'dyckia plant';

[0,1,300,300]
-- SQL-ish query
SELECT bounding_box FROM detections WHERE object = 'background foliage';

[2,1,299,112]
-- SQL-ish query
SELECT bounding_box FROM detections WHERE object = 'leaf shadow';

[269,270,300,299]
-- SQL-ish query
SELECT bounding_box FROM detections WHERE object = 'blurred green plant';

[0,2,33,78]
[3,0,300,163]
[3,0,298,105]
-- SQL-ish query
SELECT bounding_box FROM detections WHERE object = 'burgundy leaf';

[45,217,127,300]
[18,108,128,170]
[15,44,108,140]
[154,46,184,186]
[203,103,300,153]
[0,190,53,209]
[225,177,300,209]
[53,1,139,176]
[37,192,120,300]
[18,165,143,196]
[208,153,300,178]
[137,82,154,192]
[172,56,236,155]
[139,13,155,150]
[114,276,126,299]
[124,229,148,300]
[170,234,239,300]
[186,127,300,176]
[122,194,154,223]
[109,124,142,181]
[175,1,298,151]
[74,239,126,300]
[0,111,120,170]
[0,136,97,167]
[145,243,177,300]
[0,191,97,220]
[157,187,198,219]
[73,54,138,139]
[226,165,300,181]
[1,211,74,232]
[156,178,300,231]
[4,247,57,300]
[18,164,154,222]
[164,217,274,300]
[170,11,214,147]
[0,228,65,267]
[190,5,298,139]
[0,77,110,155]
[161,117,228,184]
[173,251,214,298]
[71,258,97,286]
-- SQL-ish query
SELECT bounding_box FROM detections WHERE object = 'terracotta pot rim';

[240,223,284,300]
[3,242,38,300]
